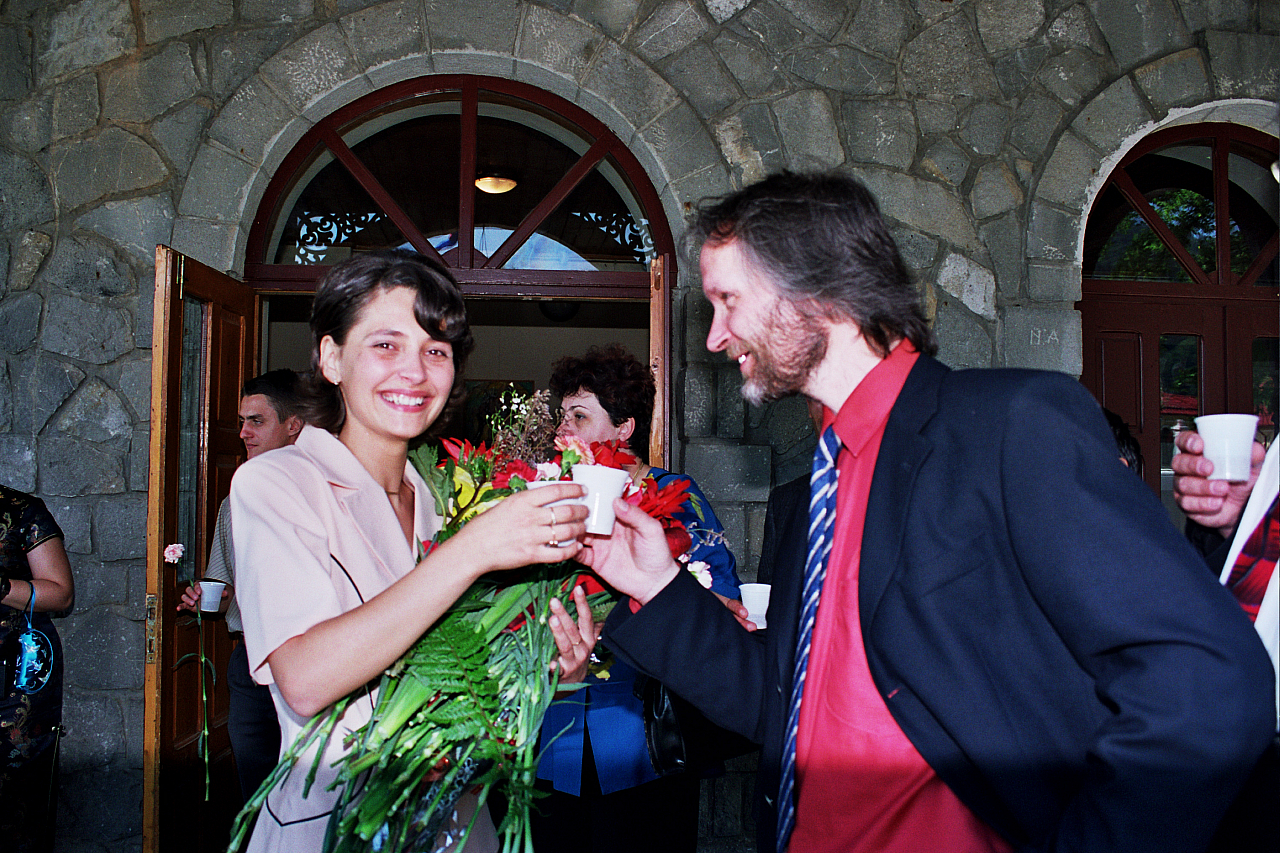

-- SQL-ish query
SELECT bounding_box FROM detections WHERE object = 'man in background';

[179,369,303,801]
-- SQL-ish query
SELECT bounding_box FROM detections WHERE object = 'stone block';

[971,161,1023,220]
[714,104,783,186]
[915,99,958,136]
[41,291,134,365]
[1027,199,1080,262]
[631,0,705,63]
[1133,48,1210,114]
[150,103,208,172]
[209,77,296,167]
[1037,49,1104,108]
[54,378,133,447]
[134,274,154,350]
[341,0,426,71]
[714,34,784,98]
[242,0,313,22]
[178,144,257,221]
[0,291,42,353]
[77,196,176,266]
[8,231,51,292]
[576,0,643,36]
[1033,131,1098,211]
[683,361,716,437]
[510,59,579,101]
[843,99,916,169]
[60,689,126,768]
[129,428,149,492]
[1027,260,1082,302]
[110,358,152,423]
[994,44,1051,100]
[0,151,54,230]
[976,0,1045,55]
[776,89,843,170]
[920,138,969,186]
[1087,0,1191,70]
[1072,77,1153,154]
[68,554,128,609]
[902,14,1000,97]
[716,361,745,440]
[140,0,233,42]
[43,499,91,553]
[38,233,134,298]
[51,73,99,142]
[642,101,722,186]
[93,493,148,561]
[664,43,738,118]
[856,167,981,254]
[937,252,997,320]
[40,436,126,496]
[1,91,51,152]
[51,127,168,211]
[0,360,8,430]
[425,0,521,52]
[980,211,1025,296]
[432,51,516,78]
[56,762,143,844]
[1009,91,1064,159]
[776,0,847,39]
[668,163,732,216]
[891,226,939,272]
[703,0,748,25]
[38,0,135,84]
[683,440,771,502]
[0,435,36,492]
[684,288,716,363]
[0,25,31,100]
[710,771,744,835]
[209,25,302,99]
[960,101,1011,156]
[63,608,144,688]
[844,0,909,58]
[102,43,199,124]
[582,40,680,131]
[516,4,602,81]
[731,3,806,53]
[712,501,747,576]
[169,216,239,272]
[9,355,86,435]
[1047,4,1102,52]
[934,295,994,369]
[258,23,361,115]
[787,44,895,96]
[1177,0,1248,32]
[1001,305,1082,374]
[1205,30,1280,101]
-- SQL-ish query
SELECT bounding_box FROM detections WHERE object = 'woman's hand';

[443,483,589,577]
[576,499,680,606]
[712,592,757,631]
[548,584,598,684]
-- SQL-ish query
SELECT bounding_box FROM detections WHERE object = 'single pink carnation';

[163,543,185,563]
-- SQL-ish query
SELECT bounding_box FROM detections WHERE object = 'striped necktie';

[776,425,841,853]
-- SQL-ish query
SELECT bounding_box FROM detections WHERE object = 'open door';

[648,253,671,468]
[144,247,258,852]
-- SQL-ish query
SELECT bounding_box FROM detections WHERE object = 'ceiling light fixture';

[475,173,518,194]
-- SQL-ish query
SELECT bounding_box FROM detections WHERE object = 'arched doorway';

[1078,122,1278,520]
[244,74,675,460]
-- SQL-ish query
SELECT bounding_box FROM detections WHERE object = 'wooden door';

[144,246,259,853]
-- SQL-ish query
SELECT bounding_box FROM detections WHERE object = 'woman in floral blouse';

[0,484,74,853]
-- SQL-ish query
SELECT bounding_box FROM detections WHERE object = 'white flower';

[686,560,712,589]
[163,543,185,563]
[535,462,561,480]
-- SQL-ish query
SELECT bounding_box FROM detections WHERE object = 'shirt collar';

[828,342,920,457]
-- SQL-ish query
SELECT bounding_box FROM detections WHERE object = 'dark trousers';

[226,640,281,803]
[1208,733,1280,853]
[529,727,700,853]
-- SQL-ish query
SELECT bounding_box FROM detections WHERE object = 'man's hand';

[712,592,758,631]
[176,581,230,614]
[576,499,681,606]
[1171,431,1265,537]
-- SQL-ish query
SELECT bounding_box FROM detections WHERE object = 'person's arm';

[236,462,592,718]
[1171,430,1266,537]
[3,537,74,612]
[177,500,234,614]
[1003,377,1273,852]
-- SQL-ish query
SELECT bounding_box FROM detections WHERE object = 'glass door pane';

[1253,336,1279,445]
[176,296,207,584]
[1159,333,1200,527]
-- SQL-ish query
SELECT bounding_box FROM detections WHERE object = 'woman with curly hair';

[532,343,745,853]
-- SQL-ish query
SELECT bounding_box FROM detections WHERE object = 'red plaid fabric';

[1225,495,1280,622]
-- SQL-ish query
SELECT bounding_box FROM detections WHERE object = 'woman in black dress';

[0,484,74,853]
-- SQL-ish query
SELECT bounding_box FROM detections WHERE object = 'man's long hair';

[687,171,937,358]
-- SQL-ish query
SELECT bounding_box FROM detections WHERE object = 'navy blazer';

[605,355,1275,853]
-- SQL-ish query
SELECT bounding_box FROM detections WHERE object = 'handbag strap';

[24,584,36,628]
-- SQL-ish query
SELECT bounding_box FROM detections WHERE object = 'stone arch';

[1024,73,1276,374]
[169,3,727,273]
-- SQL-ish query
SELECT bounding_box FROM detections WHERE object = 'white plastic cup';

[525,480,581,546]
[198,580,227,612]
[1194,414,1259,481]
[739,583,771,629]
[571,464,632,535]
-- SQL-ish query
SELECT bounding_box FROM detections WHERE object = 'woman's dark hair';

[300,249,474,434]
[549,344,655,462]
[685,170,936,358]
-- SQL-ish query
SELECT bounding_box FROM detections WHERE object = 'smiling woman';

[227,249,601,853]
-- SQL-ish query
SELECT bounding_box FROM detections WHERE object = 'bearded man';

[580,171,1274,853]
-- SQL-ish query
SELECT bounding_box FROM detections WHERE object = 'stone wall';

[0,1,1274,851]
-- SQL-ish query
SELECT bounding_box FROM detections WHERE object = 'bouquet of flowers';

[228,389,704,853]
